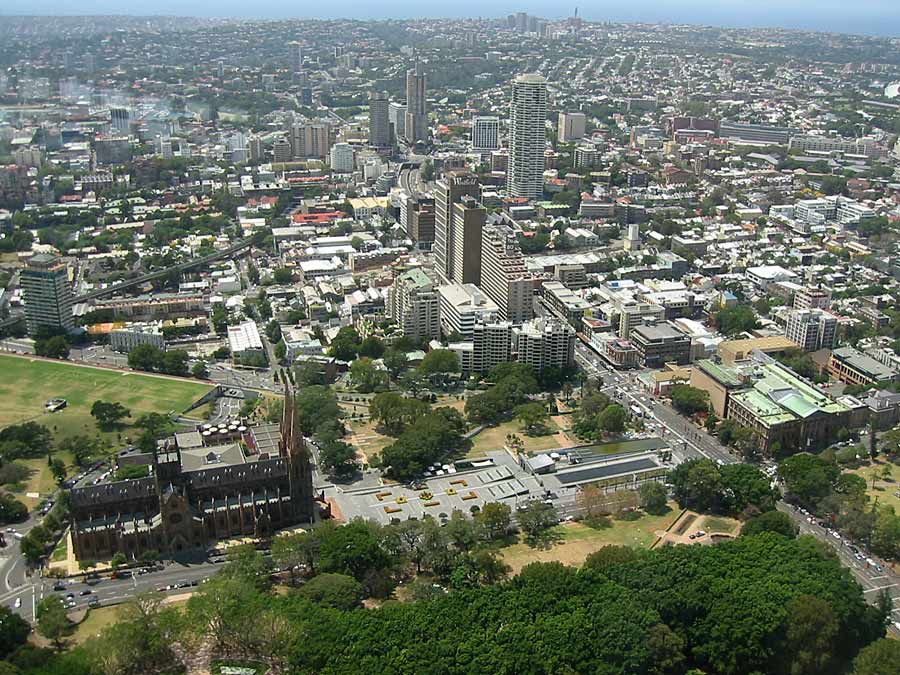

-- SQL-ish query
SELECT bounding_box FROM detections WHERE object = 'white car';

[13,598,21,608]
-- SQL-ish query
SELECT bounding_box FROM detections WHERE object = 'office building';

[228,321,265,361]
[110,107,130,135]
[389,102,407,140]
[438,283,500,340]
[386,268,441,343]
[450,195,485,285]
[407,196,436,245]
[94,137,131,166]
[788,134,886,159]
[793,286,831,311]
[330,142,355,173]
[558,112,586,143]
[828,346,900,386]
[630,322,691,369]
[290,123,331,159]
[514,317,576,373]
[21,254,75,335]
[617,301,665,339]
[718,121,794,145]
[507,74,548,200]
[368,92,391,149]
[434,173,480,281]
[273,138,293,164]
[404,63,428,144]
[480,223,533,323]
[472,116,500,151]
[784,309,837,352]
[540,280,591,328]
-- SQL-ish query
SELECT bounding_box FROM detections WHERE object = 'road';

[779,503,900,637]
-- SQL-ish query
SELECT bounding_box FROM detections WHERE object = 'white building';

[386,268,440,343]
[110,323,165,353]
[785,309,837,352]
[330,142,355,173]
[438,282,500,340]
[514,317,576,373]
[228,321,265,360]
[507,74,548,200]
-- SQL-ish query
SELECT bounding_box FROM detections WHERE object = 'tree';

[349,357,388,393]
[369,392,429,435]
[741,510,798,539]
[714,305,760,336]
[639,481,669,515]
[597,404,627,434]
[128,343,162,372]
[516,500,558,540]
[35,335,70,360]
[318,521,392,583]
[0,606,29,659]
[49,458,66,485]
[670,385,709,416]
[298,573,364,610]
[583,545,639,571]
[778,453,839,508]
[782,595,839,675]
[718,463,778,514]
[852,638,900,675]
[419,349,459,376]
[191,361,209,379]
[669,458,722,512]
[476,502,512,541]
[0,494,28,524]
[36,596,73,650]
[514,402,549,435]
[318,439,359,479]
[357,336,385,359]
[273,268,293,284]
[383,349,408,379]
[90,400,131,431]
[328,326,360,361]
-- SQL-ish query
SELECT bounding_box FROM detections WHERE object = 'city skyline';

[1,1,900,37]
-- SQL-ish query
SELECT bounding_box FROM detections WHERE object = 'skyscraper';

[288,41,303,73]
[404,62,428,144]
[507,74,548,200]
[290,122,331,159]
[386,268,441,343]
[21,253,74,335]
[368,91,391,149]
[389,102,407,141]
[110,107,130,135]
[450,195,485,286]
[434,173,480,282]
[472,116,500,152]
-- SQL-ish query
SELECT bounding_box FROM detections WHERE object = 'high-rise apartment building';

[438,283,500,340]
[21,253,74,335]
[480,223,534,323]
[368,92,391,149]
[290,123,331,159]
[472,321,514,374]
[514,317,576,373]
[386,268,441,343]
[110,107,130,135]
[793,286,832,311]
[329,142,355,172]
[404,63,428,144]
[472,116,500,151]
[273,138,293,164]
[785,309,837,352]
[450,195,485,285]
[434,173,480,282]
[288,41,303,73]
[507,74,548,200]
[558,111,586,143]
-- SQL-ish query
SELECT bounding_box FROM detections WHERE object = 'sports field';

[0,355,213,441]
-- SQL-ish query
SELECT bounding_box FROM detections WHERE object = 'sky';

[1,1,899,37]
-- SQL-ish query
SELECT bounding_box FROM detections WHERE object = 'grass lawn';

[468,419,564,457]
[500,506,680,573]
[347,419,395,463]
[69,606,122,645]
[848,460,900,514]
[0,355,213,443]
[701,515,741,535]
